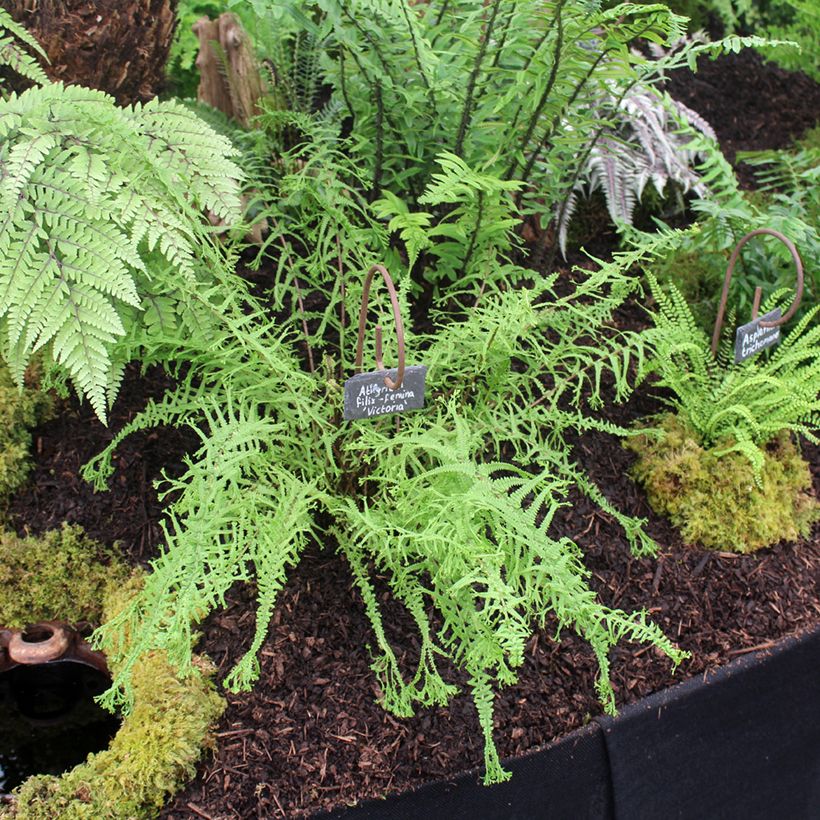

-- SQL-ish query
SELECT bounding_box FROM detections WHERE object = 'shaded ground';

[666,49,820,186]
[9,365,195,562]
[7,47,820,820]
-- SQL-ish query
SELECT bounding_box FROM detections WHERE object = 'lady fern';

[0,7,49,86]
[333,409,679,782]
[82,224,688,783]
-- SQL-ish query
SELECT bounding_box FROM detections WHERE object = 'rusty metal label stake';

[344,264,427,421]
[710,228,804,359]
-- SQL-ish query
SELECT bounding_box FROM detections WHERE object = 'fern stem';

[489,2,516,69]
[542,73,645,269]
[400,0,437,113]
[434,0,451,28]
[459,189,485,282]
[517,48,610,191]
[503,3,564,149]
[504,0,565,182]
[338,2,401,94]
[372,80,384,202]
[294,277,316,374]
[339,33,408,185]
[338,50,354,119]
[453,0,504,158]
[268,220,317,373]
[471,1,519,111]
[336,233,346,380]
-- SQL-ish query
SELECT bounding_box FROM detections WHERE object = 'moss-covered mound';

[0,362,51,509]
[5,650,224,820]
[626,414,818,552]
[0,525,131,629]
[1,549,225,819]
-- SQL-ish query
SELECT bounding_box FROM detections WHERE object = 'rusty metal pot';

[0,622,108,676]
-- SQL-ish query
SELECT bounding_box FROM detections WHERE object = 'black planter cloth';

[600,626,820,820]
[322,627,820,820]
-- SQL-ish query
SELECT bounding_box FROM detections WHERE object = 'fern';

[554,86,716,256]
[81,214,689,782]
[631,124,819,331]
[0,83,243,421]
[333,409,681,783]
[234,0,701,281]
[629,273,820,481]
[0,7,49,87]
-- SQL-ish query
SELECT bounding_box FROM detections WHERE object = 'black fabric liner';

[322,722,611,820]
[600,626,820,820]
[321,627,820,820]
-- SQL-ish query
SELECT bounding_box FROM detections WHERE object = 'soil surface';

[7,48,820,820]
[13,369,819,820]
[666,49,820,187]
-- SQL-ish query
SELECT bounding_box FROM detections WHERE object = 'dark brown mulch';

[11,357,818,819]
[666,49,820,187]
[9,364,196,562]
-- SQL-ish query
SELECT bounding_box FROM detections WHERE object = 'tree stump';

[193,13,265,128]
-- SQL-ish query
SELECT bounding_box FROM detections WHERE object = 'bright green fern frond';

[333,407,683,783]
[0,8,49,86]
[0,82,243,422]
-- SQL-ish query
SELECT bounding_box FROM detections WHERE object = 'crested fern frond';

[335,408,683,783]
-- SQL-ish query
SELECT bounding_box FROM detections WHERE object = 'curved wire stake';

[354,264,406,390]
[710,228,804,357]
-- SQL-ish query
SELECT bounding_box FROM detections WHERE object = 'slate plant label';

[735,308,781,363]
[343,366,427,420]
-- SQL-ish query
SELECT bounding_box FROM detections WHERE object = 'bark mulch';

[666,48,820,187]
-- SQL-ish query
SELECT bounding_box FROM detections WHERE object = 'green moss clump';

[6,651,224,820]
[0,362,52,508]
[0,524,131,629]
[626,414,818,553]
[1,569,225,820]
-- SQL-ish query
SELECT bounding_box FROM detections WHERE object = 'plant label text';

[343,366,427,420]
[734,308,781,363]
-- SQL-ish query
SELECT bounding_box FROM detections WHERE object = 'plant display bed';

[12,369,819,819]
[8,360,818,819]
[1,5,819,820]
[317,625,820,820]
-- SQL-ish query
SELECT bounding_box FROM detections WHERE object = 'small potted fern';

[625,268,819,553]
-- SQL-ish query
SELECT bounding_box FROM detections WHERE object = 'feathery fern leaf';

[0,7,49,87]
[0,83,243,421]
